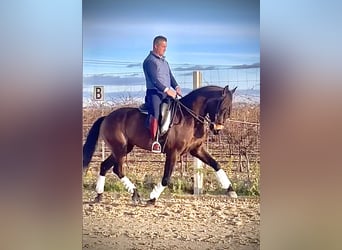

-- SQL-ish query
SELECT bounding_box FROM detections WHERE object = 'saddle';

[138,99,176,136]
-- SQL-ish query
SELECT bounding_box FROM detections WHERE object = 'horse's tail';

[83,116,106,168]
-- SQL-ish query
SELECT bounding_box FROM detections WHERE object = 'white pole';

[193,71,203,195]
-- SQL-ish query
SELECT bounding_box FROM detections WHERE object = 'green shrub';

[169,177,193,194]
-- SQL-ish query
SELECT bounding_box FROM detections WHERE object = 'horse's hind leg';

[94,155,115,202]
[147,152,177,205]
[112,146,141,204]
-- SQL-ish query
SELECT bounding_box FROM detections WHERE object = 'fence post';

[193,71,204,195]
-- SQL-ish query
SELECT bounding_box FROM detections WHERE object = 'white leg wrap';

[215,169,231,189]
[149,182,166,200]
[95,175,106,194]
[120,176,136,194]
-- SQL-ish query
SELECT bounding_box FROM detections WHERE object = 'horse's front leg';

[146,152,177,205]
[190,146,237,198]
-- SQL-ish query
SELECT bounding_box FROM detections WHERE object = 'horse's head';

[206,85,237,135]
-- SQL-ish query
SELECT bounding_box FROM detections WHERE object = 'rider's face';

[154,40,167,57]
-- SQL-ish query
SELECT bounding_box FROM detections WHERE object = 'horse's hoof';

[132,189,141,205]
[227,185,238,198]
[94,193,102,203]
[146,198,156,206]
[228,191,238,198]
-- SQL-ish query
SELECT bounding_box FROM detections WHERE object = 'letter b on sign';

[93,86,104,101]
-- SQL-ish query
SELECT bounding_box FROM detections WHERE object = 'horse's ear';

[222,85,229,96]
[231,86,237,94]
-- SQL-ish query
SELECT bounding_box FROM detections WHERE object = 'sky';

[83,0,260,100]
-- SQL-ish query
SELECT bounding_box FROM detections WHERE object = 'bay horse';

[83,85,237,204]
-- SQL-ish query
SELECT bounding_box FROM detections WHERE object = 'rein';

[160,92,225,152]
[161,98,210,152]
[175,98,211,124]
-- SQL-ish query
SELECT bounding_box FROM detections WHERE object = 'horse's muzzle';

[209,123,224,135]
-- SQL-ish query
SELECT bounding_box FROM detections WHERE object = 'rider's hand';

[166,88,177,99]
[175,86,182,97]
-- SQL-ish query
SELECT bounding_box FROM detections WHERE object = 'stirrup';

[151,141,161,153]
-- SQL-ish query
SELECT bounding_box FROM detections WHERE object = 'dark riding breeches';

[146,89,167,120]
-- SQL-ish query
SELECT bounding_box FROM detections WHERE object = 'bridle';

[213,98,224,125]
